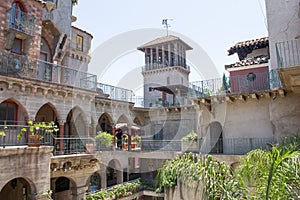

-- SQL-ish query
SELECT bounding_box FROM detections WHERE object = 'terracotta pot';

[29,135,40,147]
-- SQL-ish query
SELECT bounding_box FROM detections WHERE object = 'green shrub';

[181,131,198,142]
[95,131,114,147]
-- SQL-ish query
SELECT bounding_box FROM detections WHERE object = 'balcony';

[142,63,190,72]
[7,8,35,36]
[275,40,300,92]
[0,50,97,91]
[133,96,190,108]
[190,69,282,98]
[141,137,275,155]
[97,83,134,102]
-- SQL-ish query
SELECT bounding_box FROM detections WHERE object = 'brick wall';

[0,0,43,60]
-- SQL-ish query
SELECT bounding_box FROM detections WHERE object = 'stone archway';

[0,178,35,200]
[0,98,28,125]
[35,103,59,123]
[88,172,101,193]
[209,121,223,154]
[97,113,113,134]
[51,176,76,200]
[107,159,123,187]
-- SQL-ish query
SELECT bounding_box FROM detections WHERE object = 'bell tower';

[138,35,192,107]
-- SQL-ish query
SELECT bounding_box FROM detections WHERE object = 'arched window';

[0,101,18,125]
[10,2,24,31]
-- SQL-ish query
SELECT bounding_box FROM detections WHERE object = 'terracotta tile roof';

[228,37,269,56]
[138,35,192,50]
[225,55,269,69]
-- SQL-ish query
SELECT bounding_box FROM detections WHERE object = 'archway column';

[127,124,132,151]
[58,120,65,155]
[100,164,107,188]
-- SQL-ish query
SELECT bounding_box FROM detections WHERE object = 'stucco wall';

[265,0,300,68]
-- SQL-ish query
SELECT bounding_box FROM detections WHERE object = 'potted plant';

[122,134,128,150]
[181,131,198,153]
[95,131,114,150]
[17,120,59,147]
[132,135,141,148]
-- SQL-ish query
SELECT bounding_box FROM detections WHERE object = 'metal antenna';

[162,19,173,36]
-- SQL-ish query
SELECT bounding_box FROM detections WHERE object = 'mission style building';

[0,0,299,199]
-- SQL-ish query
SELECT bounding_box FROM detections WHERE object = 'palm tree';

[237,136,300,199]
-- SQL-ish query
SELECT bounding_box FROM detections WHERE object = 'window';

[11,38,23,54]
[76,35,83,51]
[10,2,24,31]
[153,124,163,140]
[0,101,18,125]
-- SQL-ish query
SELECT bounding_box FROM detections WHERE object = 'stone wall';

[0,146,53,199]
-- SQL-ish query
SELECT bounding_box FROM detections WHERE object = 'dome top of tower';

[138,35,193,51]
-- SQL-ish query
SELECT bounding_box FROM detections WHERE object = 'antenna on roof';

[162,19,173,36]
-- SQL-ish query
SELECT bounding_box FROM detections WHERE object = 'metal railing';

[0,124,53,147]
[97,83,134,102]
[276,40,300,68]
[7,8,35,36]
[0,50,97,91]
[142,63,190,72]
[53,137,94,155]
[133,96,190,108]
[140,137,275,155]
[189,78,225,98]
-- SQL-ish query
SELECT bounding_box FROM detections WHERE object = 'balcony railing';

[0,50,97,91]
[7,8,35,36]
[276,40,300,68]
[53,137,94,156]
[133,96,190,108]
[140,137,275,155]
[190,69,282,98]
[97,83,134,102]
[142,63,190,72]
[0,124,53,147]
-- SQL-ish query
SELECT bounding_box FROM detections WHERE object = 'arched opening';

[209,122,223,154]
[88,172,101,193]
[115,115,130,150]
[0,99,28,146]
[107,159,122,187]
[97,113,113,134]
[35,103,58,123]
[52,177,76,200]
[64,107,87,154]
[0,178,34,200]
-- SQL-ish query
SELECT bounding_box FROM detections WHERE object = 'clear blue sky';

[73,0,268,93]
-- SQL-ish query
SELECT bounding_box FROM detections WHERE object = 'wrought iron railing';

[276,40,300,68]
[189,78,226,98]
[133,96,190,108]
[142,63,190,72]
[0,124,53,147]
[0,50,97,91]
[7,8,35,35]
[53,137,94,155]
[140,137,275,155]
[97,83,134,102]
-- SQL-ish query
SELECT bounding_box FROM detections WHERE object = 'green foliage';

[132,135,141,143]
[95,131,114,147]
[156,135,300,199]
[238,136,300,200]
[0,126,7,136]
[181,131,198,142]
[156,153,245,199]
[17,121,59,139]
[87,179,141,200]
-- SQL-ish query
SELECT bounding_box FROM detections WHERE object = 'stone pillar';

[174,42,178,66]
[85,123,89,137]
[59,121,65,155]
[35,191,53,200]
[156,46,159,65]
[127,125,132,151]
[112,124,116,146]
[72,185,88,200]
[150,48,153,65]
[162,45,165,66]
[100,164,107,189]
[168,43,171,66]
